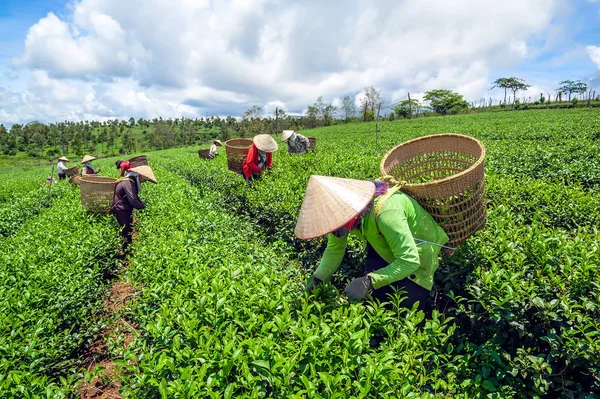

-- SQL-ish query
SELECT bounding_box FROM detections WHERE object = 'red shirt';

[119,161,133,177]
[242,143,273,179]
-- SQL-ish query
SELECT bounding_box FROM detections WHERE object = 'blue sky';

[1,0,599,126]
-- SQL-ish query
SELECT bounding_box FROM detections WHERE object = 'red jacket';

[120,161,133,177]
[242,143,272,178]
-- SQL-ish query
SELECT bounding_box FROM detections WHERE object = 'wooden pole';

[408,93,412,119]
[275,107,278,135]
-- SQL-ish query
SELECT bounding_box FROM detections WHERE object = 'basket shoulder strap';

[374,176,407,218]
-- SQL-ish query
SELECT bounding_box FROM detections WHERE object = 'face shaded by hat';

[294,176,376,240]
[253,134,278,152]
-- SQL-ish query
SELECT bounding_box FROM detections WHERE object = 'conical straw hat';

[294,176,375,240]
[58,156,69,162]
[214,140,222,145]
[281,130,295,141]
[129,165,157,184]
[81,155,96,164]
[253,134,278,152]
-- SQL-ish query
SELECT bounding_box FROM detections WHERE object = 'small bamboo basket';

[225,139,253,174]
[79,176,119,214]
[198,148,212,159]
[129,155,148,167]
[380,133,486,247]
[64,165,79,177]
[308,137,317,150]
[69,174,83,185]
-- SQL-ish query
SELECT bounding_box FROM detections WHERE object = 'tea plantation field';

[0,109,599,398]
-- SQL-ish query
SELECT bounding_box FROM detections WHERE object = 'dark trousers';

[364,244,431,312]
[58,173,66,180]
[243,172,261,182]
[115,211,133,246]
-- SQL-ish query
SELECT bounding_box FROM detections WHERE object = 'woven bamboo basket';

[198,148,212,159]
[129,155,148,167]
[380,133,486,247]
[69,174,83,185]
[64,165,79,177]
[225,139,253,174]
[79,176,119,214]
[308,137,317,150]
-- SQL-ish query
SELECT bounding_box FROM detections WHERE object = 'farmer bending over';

[295,176,450,312]
[282,130,310,154]
[242,134,278,181]
[209,140,222,159]
[116,160,133,177]
[113,165,157,248]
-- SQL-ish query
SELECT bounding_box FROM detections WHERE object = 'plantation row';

[0,179,119,396]
[143,109,600,397]
[0,108,598,397]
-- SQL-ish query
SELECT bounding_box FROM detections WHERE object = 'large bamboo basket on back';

[380,134,486,247]
[198,149,211,159]
[308,137,317,150]
[64,165,79,177]
[225,139,253,174]
[79,176,119,214]
[129,155,148,167]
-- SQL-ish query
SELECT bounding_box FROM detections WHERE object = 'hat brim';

[128,165,157,184]
[281,130,294,141]
[253,135,279,152]
[81,155,96,164]
[294,176,376,240]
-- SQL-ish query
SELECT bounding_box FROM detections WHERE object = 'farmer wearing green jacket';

[295,175,450,311]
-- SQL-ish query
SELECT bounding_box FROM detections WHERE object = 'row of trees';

[1,77,597,160]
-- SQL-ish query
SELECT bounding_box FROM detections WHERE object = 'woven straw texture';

[129,155,148,167]
[69,174,83,185]
[225,139,253,174]
[64,165,79,177]
[308,137,317,150]
[380,133,486,247]
[79,176,119,214]
[198,149,211,159]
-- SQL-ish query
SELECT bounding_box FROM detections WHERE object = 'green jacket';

[313,192,449,291]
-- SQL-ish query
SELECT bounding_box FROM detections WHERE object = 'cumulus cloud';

[587,45,600,69]
[4,0,567,124]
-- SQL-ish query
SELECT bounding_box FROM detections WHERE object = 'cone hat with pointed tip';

[80,155,96,164]
[58,156,69,162]
[294,176,375,240]
[253,134,278,152]
[281,130,294,141]
[128,165,157,184]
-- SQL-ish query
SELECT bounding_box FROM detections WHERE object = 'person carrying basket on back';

[242,134,278,181]
[295,175,452,312]
[113,165,157,248]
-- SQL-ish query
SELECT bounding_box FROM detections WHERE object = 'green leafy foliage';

[0,169,119,396]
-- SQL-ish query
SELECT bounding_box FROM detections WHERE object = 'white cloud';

[3,0,567,125]
[587,45,600,69]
